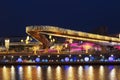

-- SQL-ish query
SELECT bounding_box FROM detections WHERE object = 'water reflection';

[3,66,10,80]
[47,66,52,80]
[109,68,117,80]
[18,66,23,80]
[88,66,94,80]
[56,66,62,80]
[99,65,105,80]
[37,66,42,80]
[11,66,15,80]
[0,65,120,80]
[78,66,83,80]
[24,66,32,80]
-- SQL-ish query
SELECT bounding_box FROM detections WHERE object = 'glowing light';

[35,58,40,62]
[79,55,81,57]
[70,59,73,62]
[69,55,71,57]
[99,65,104,80]
[45,59,48,62]
[3,66,10,80]
[109,68,116,80]
[111,54,114,57]
[47,66,52,80]
[57,55,59,57]
[84,57,89,62]
[3,56,6,58]
[56,66,62,80]
[37,66,42,79]
[48,55,50,57]
[88,66,94,80]
[11,56,14,58]
[61,59,64,62]
[65,57,69,62]
[42,59,45,62]
[108,56,114,61]
[18,66,23,80]
[78,66,83,80]
[11,66,15,80]
[17,58,23,62]
[89,54,92,56]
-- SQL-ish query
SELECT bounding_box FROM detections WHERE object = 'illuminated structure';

[26,26,120,53]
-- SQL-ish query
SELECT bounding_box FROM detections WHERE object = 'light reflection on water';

[0,65,120,80]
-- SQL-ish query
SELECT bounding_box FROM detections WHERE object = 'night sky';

[0,0,120,36]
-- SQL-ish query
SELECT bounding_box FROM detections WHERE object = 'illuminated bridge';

[26,26,120,49]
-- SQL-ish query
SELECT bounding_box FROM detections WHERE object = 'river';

[0,65,120,80]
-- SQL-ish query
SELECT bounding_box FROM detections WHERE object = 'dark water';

[0,65,120,80]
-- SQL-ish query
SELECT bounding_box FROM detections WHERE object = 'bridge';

[26,26,120,48]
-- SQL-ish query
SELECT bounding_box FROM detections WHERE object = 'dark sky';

[0,0,120,36]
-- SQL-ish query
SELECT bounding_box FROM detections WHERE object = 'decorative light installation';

[84,57,89,62]
[108,56,114,62]
[35,58,40,62]
[70,59,73,62]
[61,59,64,62]
[65,57,69,62]
[45,59,48,62]
[17,58,23,62]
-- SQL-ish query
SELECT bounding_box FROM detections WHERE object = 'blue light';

[64,65,70,70]
[61,59,64,62]
[73,57,77,62]
[90,56,94,61]
[17,58,23,62]
[35,58,40,62]
[65,57,69,62]
[70,59,73,62]
[100,59,104,62]
[84,57,89,62]
[108,56,114,61]
[45,59,48,62]
[42,59,45,62]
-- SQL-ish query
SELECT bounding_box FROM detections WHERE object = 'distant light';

[35,58,40,62]
[70,59,73,62]
[61,59,64,62]
[45,59,48,62]
[69,55,71,57]
[3,56,6,58]
[11,56,14,58]
[90,56,95,61]
[73,57,77,62]
[111,54,114,57]
[28,56,30,58]
[42,59,44,62]
[79,55,81,57]
[89,55,92,57]
[17,58,23,62]
[38,56,40,57]
[109,56,114,61]
[57,55,59,57]
[65,57,69,62]
[84,57,89,62]
[100,54,102,57]
[48,55,50,57]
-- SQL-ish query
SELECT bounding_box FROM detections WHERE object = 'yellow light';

[49,35,52,39]
[21,39,24,42]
